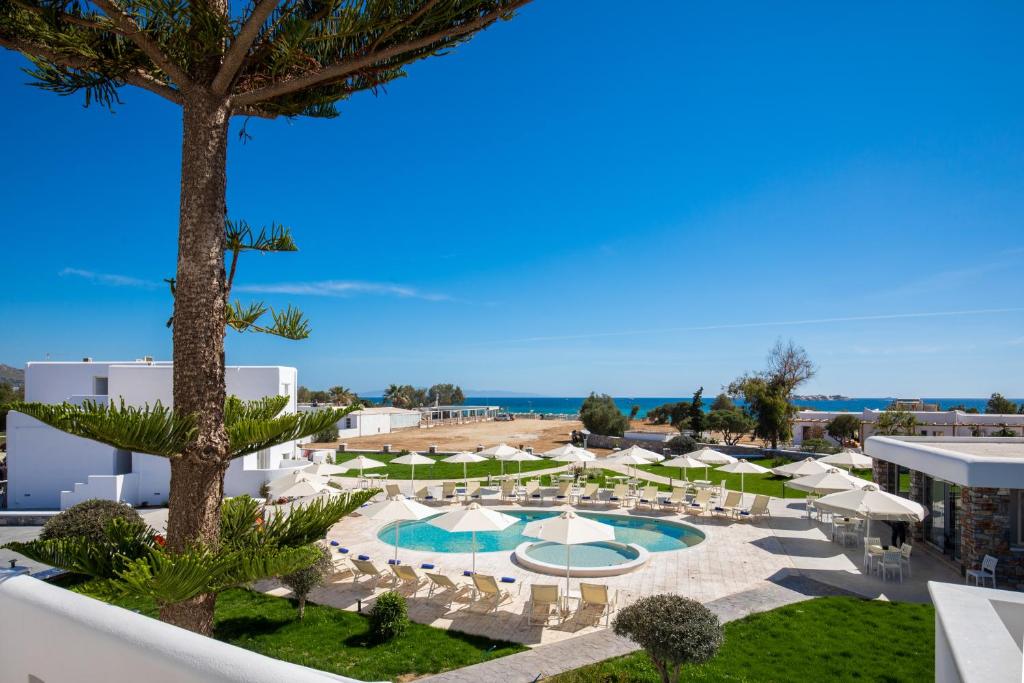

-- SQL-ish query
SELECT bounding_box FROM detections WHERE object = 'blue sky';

[1,1,1022,397]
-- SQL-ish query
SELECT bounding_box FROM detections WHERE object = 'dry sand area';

[333,418,589,454]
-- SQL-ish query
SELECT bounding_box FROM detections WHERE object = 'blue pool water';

[524,540,641,568]
[377,511,704,555]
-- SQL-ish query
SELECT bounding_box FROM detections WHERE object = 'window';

[93,376,109,395]
[1016,492,1024,547]
[257,449,270,469]
[345,417,353,429]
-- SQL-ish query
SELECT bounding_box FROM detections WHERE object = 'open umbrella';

[361,494,435,563]
[550,448,596,477]
[339,455,386,478]
[301,463,349,477]
[814,484,926,538]
[788,467,872,495]
[771,457,832,478]
[478,443,524,476]
[614,445,664,463]
[427,502,519,572]
[523,510,616,594]
[819,450,873,470]
[692,447,737,480]
[390,452,435,493]
[715,459,771,498]
[607,450,653,480]
[441,451,487,487]
[273,479,333,499]
[268,469,325,496]
[542,444,595,459]
[501,450,542,482]
[662,455,706,483]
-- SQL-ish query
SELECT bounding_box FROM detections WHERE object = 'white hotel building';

[6,359,311,510]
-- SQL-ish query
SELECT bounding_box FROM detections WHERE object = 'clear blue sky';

[1,1,1022,397]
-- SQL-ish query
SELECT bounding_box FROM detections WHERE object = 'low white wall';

[60,473,139,510]
[0,572,374,683]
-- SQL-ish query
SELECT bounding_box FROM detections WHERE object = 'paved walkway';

[418,573,852,683]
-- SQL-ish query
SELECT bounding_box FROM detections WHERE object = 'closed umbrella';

[339,455,386,478]
[819,450,873,470]
[614,445,665,463]
[268,470,325,496]
[788,467,872,495]
[390,452,435,493]
[361,494,436,563]
[692,447,737,480]
[716,460,771,498]
[441,451,487,487]
[274,479,333,499]
[523,510,616,594]
[427,502,518,572]
[662,455,706,483]
[542,444,595,459]
[814,484,926,538]
[771,457,832,478]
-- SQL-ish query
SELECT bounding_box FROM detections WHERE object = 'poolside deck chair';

[637,485,660,509]
[714,491,742,518]
[608,483,631,508]
[471,574,513,614]
[463,480,482,501]
[577,582,616,626]
[325,556,354,582]
[500,479,517,502]
[390,564,428,593]
[425,572,472,606]
[688,488,713,515]
[385,483,402,498]
[554,481,573,504]
[579,482,600,505]
[350,558,393,586]
[414,485,431,501]
[527,584,562,625]
[442,481,459,503]
[966,554,998,588]
[737,495,771,521]
[660,487,687,512]
[524,480,545,503]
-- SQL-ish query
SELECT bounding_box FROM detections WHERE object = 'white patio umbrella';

[478,443,525,477]
[715,460,771,498]
[771,457,832,478]
[607,450,653,480]
[614,445,665,463]
[339,455,386,478]
[814,484,926,538]
[502,450,542,482]
[692,447,738,480]
[268,469,324,496]
[274,479,333,499]
[427,502,518,572]
[787,467,872,495]
[361,494,436,562]
[390,452,436,493]
[542,444,595,459]
[301,463,349,477]
[441,451,487,487]
[662,455,706,483]
[523,510,616,594]
[819,450,874,470]
[550,448,597,476]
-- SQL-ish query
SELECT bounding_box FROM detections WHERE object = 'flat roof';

[866,436,1024,488]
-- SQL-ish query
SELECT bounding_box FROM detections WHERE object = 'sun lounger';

[389,563,428,593]
[637,485,660,509]
[442,481,459,502]
[350,558,393,586]
[528,583,562,625]
[662,487,687,511]
[714,491,742,517]
[554,481,573,504]
[523,480,545,503]
[500,479,517,502]
[579,482,600,504]
[471,574,513,613]
[577,582,616,626]
[385,483,402,498]
[463,480,482,501]
[688,488,713,515]
[414,485,431,501]
[425,572,472,606]
[325,555,354,582]
[737,494,771,521]
[608,483,631,508]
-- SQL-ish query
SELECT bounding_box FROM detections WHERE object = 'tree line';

[383,383,465,409]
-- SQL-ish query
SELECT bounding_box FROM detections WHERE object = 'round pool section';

[513,540,649,577]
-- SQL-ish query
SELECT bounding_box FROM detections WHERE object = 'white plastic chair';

[880,549,903,582]
[966,554,998,588]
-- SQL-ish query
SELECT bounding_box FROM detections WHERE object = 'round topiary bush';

[40,499,143,543]
[368,591,408,642]
[668,434,698,454]
[613,594,723,683]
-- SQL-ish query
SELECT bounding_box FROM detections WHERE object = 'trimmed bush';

[40,499,143,543]
[668,434,698,453]
[800,437,840,455]
[280,546,333,620]
[314,426,339,443]
[612,594,723,683]
[369,591,408,642]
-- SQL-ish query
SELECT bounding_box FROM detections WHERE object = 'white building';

[297,404,421,439]
[792,408,1024,446]
[6,359,310,510]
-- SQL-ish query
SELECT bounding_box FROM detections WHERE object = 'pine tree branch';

[8,0,127,36]
[90,0,196,91]
[367,0,442,53]
[211,0,282,94]
[230,0,531,108]
[0,35,183,105]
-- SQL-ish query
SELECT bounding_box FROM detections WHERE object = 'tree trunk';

[160,97,231,635]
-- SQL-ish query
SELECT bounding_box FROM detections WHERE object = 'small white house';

[334,406,421,438]
[6,359,310,510]
[791,408,1024,446]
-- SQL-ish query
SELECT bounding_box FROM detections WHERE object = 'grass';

[548,596,934,682]
[86,586,525,681]
[635,458,809,499]
[334,450,557,481]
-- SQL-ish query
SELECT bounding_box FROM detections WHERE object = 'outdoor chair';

[442,481,458,502]
[863,537,882,571]
[523,480,545,503]
[637,485,660,509]
[554,481,574,504]
[350,558,393,586]
[500,479,517,502]
[662,487,687,511]
[714,491,742,518]
[385,483,402,498]
[463,480,482,502]
[900,543,913,577]
[390,564,428,593]
[688,489,713,515]
[527,583,562,625]
[471,574,513,614]
[425,572,471,606]
[608,483,631,508]
[966,554,998,588]
[414,486,431,501]
[325,556,354,582]
[579,482,600,504]
[880,549,903,582]
[737,495,771,521]
[577,582,616,626]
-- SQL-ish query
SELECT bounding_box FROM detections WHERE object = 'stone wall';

[908,470,926,543]
[960,486,1023,589]
[872,458,896,493]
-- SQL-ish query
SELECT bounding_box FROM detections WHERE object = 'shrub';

[369,591,409,642]
[580,393,629,437]
[40,499,143,543]
[280,546,333,620]
[612,594,723,683]
[800,438,840,455]
[668,434,698,453]
[314,426,339,443]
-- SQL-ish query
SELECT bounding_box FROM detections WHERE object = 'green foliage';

[992,426,1017,437]
[580,393,629,437]
[876,408,918,436]
[315,426,339,442]
[986,393,1019,415]
[40,498,143,543]
[8,516,156,580]
[706,409,755,446]
[800,438,840,455]
[668,434,698,453]
[383,384,430,408]
[613,594,723,683]
[0,380,23,430]
[688,387,705,437]
[727,340,815,449]
[826,414,860,446]
[280,546,333,619]
[219,492,376,551]
[710,393,734,412]
[427,383,465,405]
[630,404,641,419]
[369,591,409,642]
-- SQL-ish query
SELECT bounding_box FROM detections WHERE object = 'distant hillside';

[0,364,24,387]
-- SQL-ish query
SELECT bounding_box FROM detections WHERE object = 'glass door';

[929,478,946,549]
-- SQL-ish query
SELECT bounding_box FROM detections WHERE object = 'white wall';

[0,572,372,683]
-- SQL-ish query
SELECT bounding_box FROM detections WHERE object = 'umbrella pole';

[472,530,477,573]
[411,463,415,497]
[394,521,400,563]
[565,544,571,596]
[464,462,468,490]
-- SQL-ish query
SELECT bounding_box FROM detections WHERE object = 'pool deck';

[259,479,962,659]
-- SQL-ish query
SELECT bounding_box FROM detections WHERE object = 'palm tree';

[328,386,357,405]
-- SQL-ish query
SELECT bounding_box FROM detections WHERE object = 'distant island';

[793,394,851,401]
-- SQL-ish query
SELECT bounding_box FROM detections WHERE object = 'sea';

[365,396,1020,418]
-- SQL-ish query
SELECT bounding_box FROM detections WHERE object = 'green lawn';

[548,596,934,682]
[334,450,557,481]
[88,586,525,680]
[635,458,805,499]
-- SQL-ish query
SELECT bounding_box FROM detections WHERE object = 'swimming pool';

[377,510,705,556]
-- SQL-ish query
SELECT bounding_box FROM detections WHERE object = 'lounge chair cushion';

[330,540,339,546]
[463,570,475,577]
[500,577,516,584]
[337,547,349,554]
[357,554,371,561]
[387,559,402,565]
[420,563,435,570]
